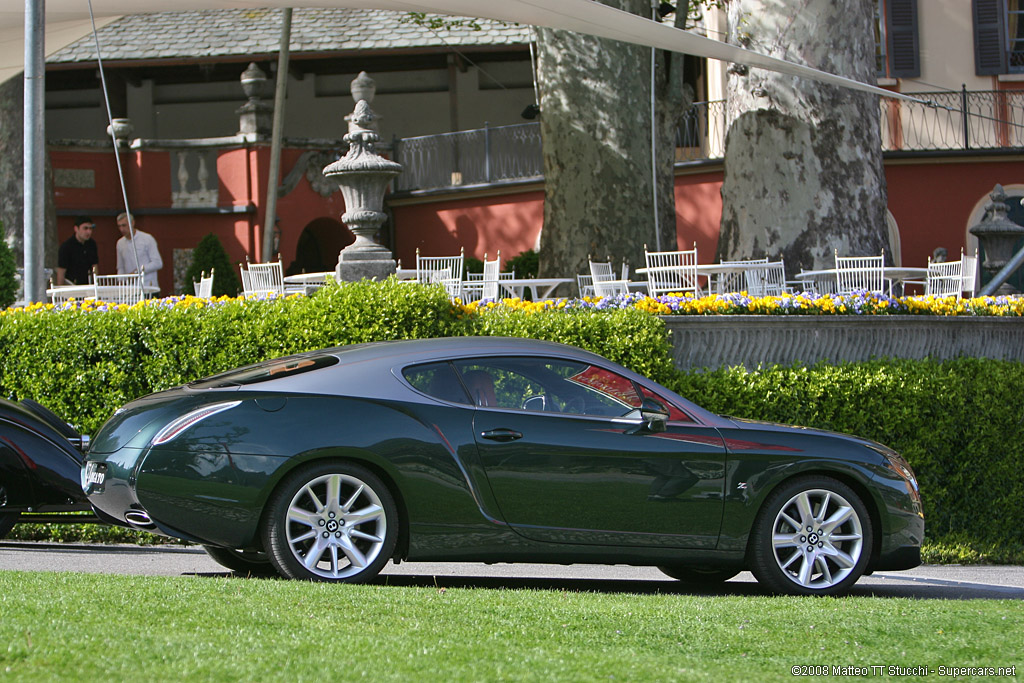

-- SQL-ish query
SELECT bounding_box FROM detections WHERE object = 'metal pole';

[650,2,661,252]
[962,84,970,151]
[262,7,292,263]
[23,0,45,303]
[484,121,491,183]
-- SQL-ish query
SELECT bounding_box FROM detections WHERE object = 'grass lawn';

[0,572,1021,681]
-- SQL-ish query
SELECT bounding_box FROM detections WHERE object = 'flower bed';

[465,290,1024,316]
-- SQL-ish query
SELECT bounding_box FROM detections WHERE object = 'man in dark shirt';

[56,216,99,285]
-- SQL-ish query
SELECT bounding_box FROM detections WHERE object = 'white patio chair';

[241,258,285,297]
[94,272,145,305]
[834,250,889,296]
[644,244,700,297]
[925,257,963,298]
[718,257,767,293]
[589,258,630,298]
[193,268,214,298]
[745,260,788,296]
[961,248,978,297]
[576,274,595,298]
[463,252,501,302]
[416,247,465,299]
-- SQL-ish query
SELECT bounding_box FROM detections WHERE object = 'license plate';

[83,461,106,491]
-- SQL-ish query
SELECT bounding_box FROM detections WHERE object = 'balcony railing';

[393,122,543,192]
[392,90,1024,192]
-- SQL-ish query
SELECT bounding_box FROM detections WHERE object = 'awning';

[1,0,925,103]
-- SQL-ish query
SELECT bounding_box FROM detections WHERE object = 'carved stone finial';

[350,71,376,104]
[237,62,273,136]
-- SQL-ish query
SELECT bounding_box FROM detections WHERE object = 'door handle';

[481,428,523,442]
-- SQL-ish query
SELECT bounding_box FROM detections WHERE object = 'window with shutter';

[887,0,920,78]
[974,0,1008,75]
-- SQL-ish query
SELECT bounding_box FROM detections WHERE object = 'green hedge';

[2,280,1022,559]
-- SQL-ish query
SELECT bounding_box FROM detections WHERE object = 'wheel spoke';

[338,536,368,568]
[350,529,382,543]
[289,528,317,544]
[343,484,365,512]
[302,538,328,570]
[773,533,800,548]
[303,484,325,515]
[817,492,832,524]
[347,504,383,526]
[287,506,319,529]
[795,493,815,527]
[816,556,834,585]
[829,532,861,543]
[326,475,343,510]
[780,550,800,570]
[329,545,341,575]
[779,511,801,532]
[822,505,854,532]
[797,553,815,585]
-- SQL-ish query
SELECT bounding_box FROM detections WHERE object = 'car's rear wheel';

[263,461,397,583]
[0,512,19,539]
[749,476,872,596]
[658,565,740,584]
[202,545,278,577]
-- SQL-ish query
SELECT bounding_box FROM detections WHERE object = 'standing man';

[56,216,99,285]
[116,212,162,293]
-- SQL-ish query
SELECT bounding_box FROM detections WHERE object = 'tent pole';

[262,7,292,263]
[23,0,45,303]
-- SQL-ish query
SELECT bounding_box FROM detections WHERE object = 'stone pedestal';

[323,74,402,282]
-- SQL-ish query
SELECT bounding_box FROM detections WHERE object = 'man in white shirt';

[116,212,163,293]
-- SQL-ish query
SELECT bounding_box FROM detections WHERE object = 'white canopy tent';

[2,0,923,100]
[5,0,925,302]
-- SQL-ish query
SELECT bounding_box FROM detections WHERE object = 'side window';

[403,362,470,404]
[452,357,647,418]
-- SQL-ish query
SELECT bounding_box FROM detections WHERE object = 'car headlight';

[151,401,241,446]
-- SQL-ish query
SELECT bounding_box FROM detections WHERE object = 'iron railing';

[393,122,543,192]
[392,90,1024,192]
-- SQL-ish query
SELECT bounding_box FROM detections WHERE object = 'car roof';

[322,337,608,365]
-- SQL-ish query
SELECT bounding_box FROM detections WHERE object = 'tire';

[0,512,19,539]
[262,461,398,583]
[658,565,740,584]
[748,475,872,596]
[202,545,278,577]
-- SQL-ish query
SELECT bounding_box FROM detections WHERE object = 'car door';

[454,357,727,549]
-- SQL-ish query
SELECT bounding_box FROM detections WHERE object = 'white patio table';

[637,262,768,294]
[796,266,928,295]
[495,277,573,300]
[46,283,159,301]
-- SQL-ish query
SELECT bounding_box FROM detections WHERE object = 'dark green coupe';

[82,337,923,595]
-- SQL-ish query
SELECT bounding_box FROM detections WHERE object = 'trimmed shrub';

[0,226,17,309]
[503,249,538,278]
[182,233,240,297]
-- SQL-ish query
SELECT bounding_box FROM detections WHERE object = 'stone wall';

[663,316,1024,369]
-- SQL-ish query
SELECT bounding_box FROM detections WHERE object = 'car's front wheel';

[202,545,278,577]
[749,476,872,596]
[263,461,397,583]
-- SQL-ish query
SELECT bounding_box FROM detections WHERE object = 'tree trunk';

[0,75,58,288]
[535,0,692,279]
[718,0,887,274]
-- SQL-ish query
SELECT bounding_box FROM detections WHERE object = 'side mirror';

[629,398,669,434]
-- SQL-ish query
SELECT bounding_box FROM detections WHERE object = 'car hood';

[724,415,899,457]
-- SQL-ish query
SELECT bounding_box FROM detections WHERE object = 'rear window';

[190,355,338,389]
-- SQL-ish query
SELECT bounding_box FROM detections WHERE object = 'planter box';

[663,315,1024,369]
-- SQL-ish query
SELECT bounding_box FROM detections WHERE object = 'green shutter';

[887,0,920,78]
[974,0,1008,75]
